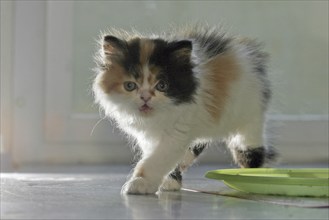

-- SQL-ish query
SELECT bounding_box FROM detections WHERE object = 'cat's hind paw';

[160,176,182,191]
[121,177,159,194]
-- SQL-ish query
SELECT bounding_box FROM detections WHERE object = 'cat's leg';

[160,166,182,191]
[121,133,191,194]
[228,120,278,168]
[160,143,207,191]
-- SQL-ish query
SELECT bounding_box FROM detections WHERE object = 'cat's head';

[93,34,197,118]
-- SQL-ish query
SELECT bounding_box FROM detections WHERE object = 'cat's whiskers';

[90,115,107,137]
[90,108,118,136]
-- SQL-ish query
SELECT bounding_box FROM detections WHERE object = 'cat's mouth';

[139,104,153,114]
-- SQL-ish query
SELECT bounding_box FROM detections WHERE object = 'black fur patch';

[124,38,141,78]
[149,39,197,104]
[188,30,231,58]
[235,147,265,168]
[169,167,182,183]
[104,35,127,49]
[103,35,141,78]
[190,143,208,156]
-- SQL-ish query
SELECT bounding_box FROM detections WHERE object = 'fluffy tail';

[264,146,280,167]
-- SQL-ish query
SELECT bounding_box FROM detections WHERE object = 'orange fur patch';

[203,53,240,120]
[139,39,155,66]
[99,64,128,94]
[139,39,158,89]
[139,40,161,98]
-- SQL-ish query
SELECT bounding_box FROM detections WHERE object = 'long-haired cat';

[93,25,278,194]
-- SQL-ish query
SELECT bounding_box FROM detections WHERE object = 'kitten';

[93,25,278,194]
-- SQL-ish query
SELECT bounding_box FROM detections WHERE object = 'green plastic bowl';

[205,168,329,197]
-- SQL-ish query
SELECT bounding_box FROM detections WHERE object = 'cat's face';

[94,36,197,117]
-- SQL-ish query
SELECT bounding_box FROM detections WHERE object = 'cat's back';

[171,26,271,126]
[181,26,268,67]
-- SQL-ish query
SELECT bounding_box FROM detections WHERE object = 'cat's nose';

[140,92,151,102]
[140,96,151,102]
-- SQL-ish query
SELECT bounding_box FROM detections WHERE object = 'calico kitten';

[93,25,278,194]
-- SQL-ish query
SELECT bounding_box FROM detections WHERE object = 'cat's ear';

[102,35,127,56]
[167,40,192,59]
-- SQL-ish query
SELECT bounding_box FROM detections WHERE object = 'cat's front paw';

[121,177,159,194]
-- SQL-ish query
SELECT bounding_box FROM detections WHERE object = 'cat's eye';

[123,81,137,91]
[155,81,169,92]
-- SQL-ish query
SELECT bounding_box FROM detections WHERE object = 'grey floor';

[1,165,328,220]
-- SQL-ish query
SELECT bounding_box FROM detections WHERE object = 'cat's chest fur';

[116,105,196,141]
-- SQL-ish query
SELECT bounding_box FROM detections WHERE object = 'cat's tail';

[232,145,280,168]
[264,146,280,167]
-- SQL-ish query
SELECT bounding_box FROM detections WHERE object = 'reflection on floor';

[1,165,328,219]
